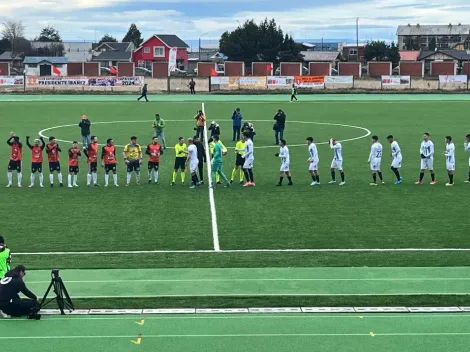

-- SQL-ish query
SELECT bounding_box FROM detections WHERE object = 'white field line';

[14,248,470,255]
[1,332,470,339]
[68,293,470,298]
[7,314,470,322]
[202,103,220,251]
[25,277,470,284]
[37,120,370,149]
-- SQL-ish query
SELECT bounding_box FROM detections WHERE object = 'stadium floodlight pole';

[356,18,359,62]
[199,32,209,62]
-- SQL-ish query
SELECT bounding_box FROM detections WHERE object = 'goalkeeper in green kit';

[0,236,11,278]
[210,135,230,188]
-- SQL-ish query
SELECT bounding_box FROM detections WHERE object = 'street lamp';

[199,32,209,62]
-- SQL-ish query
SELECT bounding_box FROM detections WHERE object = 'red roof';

[400,51,420,61]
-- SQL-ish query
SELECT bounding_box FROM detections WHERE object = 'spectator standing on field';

[152,114,167,149]
[194,110,206,143]
[78,115,91,148]
[208,121,220,138]
[231,108,243,141]
[273,109,286,145]
[194,136,206,184]
[188,79,196,94]
[138,83,149,102]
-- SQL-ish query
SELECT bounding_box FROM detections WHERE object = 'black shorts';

[174,157,186,170]
[69,166,79,174]
[126,160,140,172]
[8,160,21,172]
[148,161,159,171]
[49,162,61,172]
[105,163,117,173]
[88,162,98,173]
[235,154,244,166]
[31,162,42,173]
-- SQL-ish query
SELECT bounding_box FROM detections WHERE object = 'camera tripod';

[40,269,74,315]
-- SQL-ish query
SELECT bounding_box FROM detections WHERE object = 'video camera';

[40,269,74,315]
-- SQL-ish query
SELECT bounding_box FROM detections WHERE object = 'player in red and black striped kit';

[67,142,81,188]
[83,136,99,186]
[45,137,63,187]
[6,132,22,188]
[26,136,45,188]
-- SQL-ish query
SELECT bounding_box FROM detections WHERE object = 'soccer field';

[1,94,470,307]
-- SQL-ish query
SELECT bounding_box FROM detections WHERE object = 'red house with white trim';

[132,34,189,71]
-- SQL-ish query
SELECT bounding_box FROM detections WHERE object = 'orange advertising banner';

[294,76,325,88]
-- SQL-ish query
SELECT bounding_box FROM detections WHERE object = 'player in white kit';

[186,138,199,189]
[416,133,436,184]
[306,137,320,186]
[443,136,455,186]
[387,135,403,185]
[465,134,470,183]
[329,138,345,185]
[368,135,384,186]
[242,132,255,187]
[275,139,292,186]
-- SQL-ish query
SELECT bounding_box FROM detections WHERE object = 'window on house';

[144,47,150,54]
[138,60,144,67]
[28,64,38,68]
[349,49,358,55]
[153,46,165,57]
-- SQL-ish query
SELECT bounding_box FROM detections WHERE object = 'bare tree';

[1,20,25,42]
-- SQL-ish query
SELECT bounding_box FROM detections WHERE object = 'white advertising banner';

[325,76,353,84]
[168,47,177,75]
[211,76,230,85]
[27,76,144,87]
[439,75,467,83]
[267,76,294,86]
[0,76,24,86]
[381,75,410,86]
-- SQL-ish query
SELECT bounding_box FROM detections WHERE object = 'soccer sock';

[181,172,185,182]
[49,174,54,184]
[172,171,177,182]
[220,171,229,184]
[126,172,132,184]
[395,168,401,180]
[311,175,316,182]
[279,176,283,184]
[136,172,141,183]
[68,174,72,186]
[73,175,78,185]
[331,170,336,181]
[87,174,92,185]
[431,172,435,182]
[340,171,345,182]
[17,172,22,184]
[39,173,43,186]
[154,171,159,182]
[248,169,254,182]
[316,174,320,183]
[243,169,250,182]
[231,169,236,181]
[372,173,377,183]
[58,173,63,184]
[419,172,424,181]
[239,169,244,181]
[30,173,35,185]
[7,172,12,184]
[449,173,454,184]
[378,171,383,181]
[216,173,220,183]
[287,175,292,183]
[148,170,152,181]
[468,171,470,181]
[92,173,97,184]
[113,174,118,185]
[105,174,109,185]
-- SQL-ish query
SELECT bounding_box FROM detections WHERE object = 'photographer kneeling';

[0,265,40,319]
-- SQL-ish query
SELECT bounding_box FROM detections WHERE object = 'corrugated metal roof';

[91,51,132,61]
[156,35,189,48]
[0,51,22,60]
[397,25,470,36]
[399,51,420,61]
[300,51,340,62]
[23,56,68,64]
[418,49,470,60]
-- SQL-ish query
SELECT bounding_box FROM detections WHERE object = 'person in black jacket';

[138,84,149,102]
[0,265,40,319]
[194,136,207,184]
[208,121,220,138]
[78,115,91,148]
[273,109,286,145]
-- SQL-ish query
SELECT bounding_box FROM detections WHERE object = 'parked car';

[135,67,152,77]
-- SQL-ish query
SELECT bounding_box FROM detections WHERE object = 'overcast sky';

[1,0,470,43]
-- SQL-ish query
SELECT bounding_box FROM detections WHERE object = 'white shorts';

[243,158,254,169]
[446,161,455,171]
[309,161,319,171]
[280,162,290,172]
[370,158,381,171]
[391,157,402,168]
[331,159,343,170]
[420,158,434,170]
[190,162,198,173]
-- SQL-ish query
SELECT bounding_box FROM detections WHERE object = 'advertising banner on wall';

[229,76,267,88]
[168,47,177,75]
[439,75,467,83]
[294,76,324,88]
[381,76,411,86]
[211,76,230,85]
[0,76,24,86]
[267,76,294,86]
[27,76,144,87]
[324,76,353,84]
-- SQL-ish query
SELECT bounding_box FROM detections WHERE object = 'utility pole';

[356,17,359,62]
